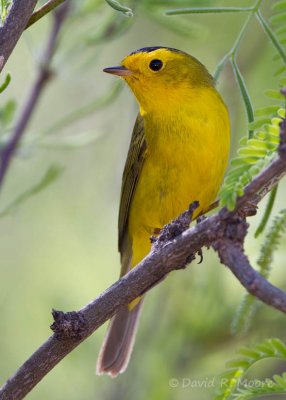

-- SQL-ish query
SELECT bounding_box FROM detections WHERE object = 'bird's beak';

[103,66,133,77]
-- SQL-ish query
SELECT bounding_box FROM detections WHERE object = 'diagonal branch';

[0,115,286,399]
[0,3,69,192]
[0,0,38,72]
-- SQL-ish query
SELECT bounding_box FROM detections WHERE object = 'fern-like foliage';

[216,0,286,210]
[219,107,285,210]
[257,208,286,276]
[235,373,286,399]
[215,338,286,400]
[231,293,257,337]
[232,209,286,335]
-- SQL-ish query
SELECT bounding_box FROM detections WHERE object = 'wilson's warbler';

[96,46,230,377]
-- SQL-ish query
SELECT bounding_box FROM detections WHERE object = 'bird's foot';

[152,201,200,246]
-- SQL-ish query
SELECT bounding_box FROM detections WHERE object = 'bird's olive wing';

[118,114,146,273]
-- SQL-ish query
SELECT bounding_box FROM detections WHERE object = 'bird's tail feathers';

[96,299,143,377]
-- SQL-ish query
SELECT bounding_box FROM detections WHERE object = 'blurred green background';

[1,0,286,399]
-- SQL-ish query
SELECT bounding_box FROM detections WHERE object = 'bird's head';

[104,46,213,114]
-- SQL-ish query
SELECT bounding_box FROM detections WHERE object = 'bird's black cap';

[129,46,184,56]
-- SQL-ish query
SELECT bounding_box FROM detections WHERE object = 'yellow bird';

[96,46,230,377]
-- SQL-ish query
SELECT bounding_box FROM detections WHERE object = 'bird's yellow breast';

[128,85,230,267]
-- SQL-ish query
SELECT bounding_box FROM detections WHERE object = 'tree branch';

[25,0,66,30]
[0,3,69,192]
[0,114,286,398]
[0,0,38,72]
[216,241,286,311]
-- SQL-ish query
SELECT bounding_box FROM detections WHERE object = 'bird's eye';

[149,59,163,72]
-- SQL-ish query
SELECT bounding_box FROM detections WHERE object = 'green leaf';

[0,165,64,218]
[248,117,270,130]
[270,11,286,26]
[254,105,280,116]
[264,89,285,99]
[255,130,279,143]
[255,185,278,237]
[271,338,286,356]
[278,108,286,118]
[275,24,286,35]
[104,0,133,17]
[237,348,261,359]
[239,136,248,146]
[231,57,254,137]
[237,147,268,157]
[273,374,286,387]
[166,7,253,15]
[0,73,11,93]
[230,156,262,166]
[272,0,286,11]
[247,138,277,150]
[0,99,16,128]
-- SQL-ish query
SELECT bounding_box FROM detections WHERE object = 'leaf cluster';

[219,107,285,210]
[216,338,286,400]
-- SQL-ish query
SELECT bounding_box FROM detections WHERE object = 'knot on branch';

[213,212,248,253]
[39,64,54,84]
[150,201,203,269]
[51,309,87,341]
[152,201,200,246]
[238,201,258,217]
[225,216,248,242]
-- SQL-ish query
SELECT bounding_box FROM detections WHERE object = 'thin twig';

[0,115,286,399]
[0,3,69,192]
[25,0,66,30]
